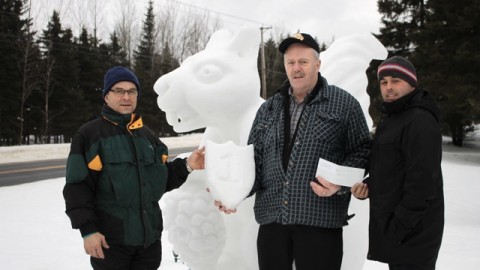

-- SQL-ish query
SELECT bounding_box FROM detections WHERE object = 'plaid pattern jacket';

[248,74,371,228]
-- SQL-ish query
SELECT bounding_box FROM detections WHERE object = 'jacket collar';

[381,88,441,123]
[380,89,419,115]
[102,105,143,130]
[278,72,326,105]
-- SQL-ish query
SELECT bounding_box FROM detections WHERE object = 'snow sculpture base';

[161,173,225,269]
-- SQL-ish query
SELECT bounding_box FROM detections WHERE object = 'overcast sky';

[186,0,382,43]
[30,0,382,44]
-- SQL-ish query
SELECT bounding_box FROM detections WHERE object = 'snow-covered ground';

[0,129,479,270]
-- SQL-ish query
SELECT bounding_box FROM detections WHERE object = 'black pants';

[91,240,162,270]
[389,263,436,270]
[257,223,343,270]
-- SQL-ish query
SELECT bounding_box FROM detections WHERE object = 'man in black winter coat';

[352,56,444,270]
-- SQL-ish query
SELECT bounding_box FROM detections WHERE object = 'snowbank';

[0,133,202,164]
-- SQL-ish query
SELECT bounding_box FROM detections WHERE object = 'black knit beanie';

[377,56,417,87]
[102,66,140,97]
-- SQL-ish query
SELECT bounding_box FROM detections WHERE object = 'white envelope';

[205,140,255,209]
[315,158,365,187]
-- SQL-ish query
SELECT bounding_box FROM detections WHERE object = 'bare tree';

[65,0,87,34]
[17,0,38,144]
[30,0,70,34]
[155,0,177,58]
[174,6,222,62]
[113,0,140,65]
[42,47,54,144]
[64,0,107,45]
[87,0,107,46]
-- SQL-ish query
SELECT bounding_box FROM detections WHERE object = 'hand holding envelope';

[315,158,365,187]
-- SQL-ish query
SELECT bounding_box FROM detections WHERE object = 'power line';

[169,0,268,26]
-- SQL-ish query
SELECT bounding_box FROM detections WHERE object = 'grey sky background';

[30,0,382,44]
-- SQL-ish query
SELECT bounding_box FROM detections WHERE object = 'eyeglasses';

[110,88,138,97]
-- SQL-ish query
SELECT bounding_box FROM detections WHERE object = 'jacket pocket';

[145,163,168,201]
[372,135,403,186]
[99,145,138,206]
[313,111,343,141]
[105,164,139,206]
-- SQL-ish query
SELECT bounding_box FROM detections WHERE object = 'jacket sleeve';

[390,110,442,242]
[342,98,372,169]
[63,132,99,237]
[247,100,272,196]
[165,158,190,192]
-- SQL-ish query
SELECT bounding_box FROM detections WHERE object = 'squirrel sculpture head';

[154,27,261,133]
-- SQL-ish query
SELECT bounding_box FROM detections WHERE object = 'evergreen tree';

[412,0,480,146]
[19,14,42,145]
[108,31,129,67]
[157,41,179,76]
[49,27,81,142]
[134,0,171,136]
[39,11,80,143]
[376,0,427,55]
[155,41,179,136]
[0,0,37,145]
[264,37,286,98]
[76,27,103,122]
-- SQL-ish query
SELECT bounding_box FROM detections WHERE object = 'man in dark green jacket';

[63,66,205,270]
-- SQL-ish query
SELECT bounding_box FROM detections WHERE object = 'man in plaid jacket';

[246,33,371,270]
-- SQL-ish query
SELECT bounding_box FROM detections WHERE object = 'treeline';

[1,0,479,146]
[0,0,291,146]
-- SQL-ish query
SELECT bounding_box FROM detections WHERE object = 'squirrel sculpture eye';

[195,64,223,84]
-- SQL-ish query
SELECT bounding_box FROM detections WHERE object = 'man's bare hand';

[84,232,109,259]
[187,146,205,170]
[351,182,369,199]
[214,200,237,214]
[310,176,341,197]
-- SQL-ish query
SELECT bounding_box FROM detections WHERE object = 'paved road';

[0,146,197,187]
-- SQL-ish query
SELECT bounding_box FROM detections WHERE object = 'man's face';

[284,43,320,93]
[379,76,415,103]
[104,81,138,114]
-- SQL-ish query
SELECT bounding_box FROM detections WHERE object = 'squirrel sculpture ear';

[204,26,260,61]
[227,26,260,60]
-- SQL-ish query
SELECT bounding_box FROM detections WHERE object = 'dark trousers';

[91,240,162,270]
[389,263,436,270]
[257,223,343,270]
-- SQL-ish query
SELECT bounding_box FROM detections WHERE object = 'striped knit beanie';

[377,56,417,87]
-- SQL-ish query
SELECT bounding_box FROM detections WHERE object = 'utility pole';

[260,26,271,99]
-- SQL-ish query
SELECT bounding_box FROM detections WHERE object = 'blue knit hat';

[102,66,140,97]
